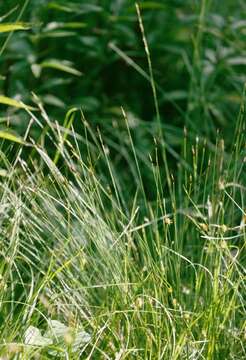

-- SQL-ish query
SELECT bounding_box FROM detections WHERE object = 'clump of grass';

[0,93,245,358]
[0,2,245,359]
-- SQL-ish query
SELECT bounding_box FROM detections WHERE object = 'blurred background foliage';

[0,0,245,161]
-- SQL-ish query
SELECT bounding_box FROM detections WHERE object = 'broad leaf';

[45,319,91,353]
[24,326,52,347]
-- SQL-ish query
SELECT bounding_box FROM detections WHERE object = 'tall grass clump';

[0,93,245,359]
[0,1,245,359]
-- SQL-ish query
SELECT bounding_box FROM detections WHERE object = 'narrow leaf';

[40,59,82,76]
[128,2,166,11]
[44,21,87,31]
[48,2,102,14]
[0,23,30,33]
[0,95,36,110]
[0,130,24,144]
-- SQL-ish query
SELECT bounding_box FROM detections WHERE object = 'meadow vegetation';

[0,1,245,359]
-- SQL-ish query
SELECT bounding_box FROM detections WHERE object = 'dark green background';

[0,0,245,148]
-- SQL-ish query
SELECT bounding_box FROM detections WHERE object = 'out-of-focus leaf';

[47,2,74,12]
[78,96,100,111]
[164,90,188,101]
[40,59,82,76]
[42,94,66,108]
[31,64,42,78]
[79,36,98,47]
[0,168,8,177]
[39,78,72,91]
[128,2,166,11]
[0,130,24,144]
[227,57,246,66]
[224,93,242,103]
[48,2,102,14]
[125,111,140,128]
[0,95,36,110]
[0,6,19,22]
[31,31,77,41]
[0,23,30,33]
[231,20,246,29]
[44,22,87,31]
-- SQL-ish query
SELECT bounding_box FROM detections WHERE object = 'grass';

[0,93,245,359]
[0,1,245,359]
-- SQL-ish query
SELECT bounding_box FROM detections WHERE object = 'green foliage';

[0,1,245,359]
[0,102,245,358]
[0,0,245,140]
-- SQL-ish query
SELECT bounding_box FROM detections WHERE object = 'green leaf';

[53,107,78,164]
[0,6,19,23]
[44,21,87,31]
[0,130,25,144]
[0,23,30,33]
[32,31,77,40]
[40,59,82,76]
[48,2,102,14]
[128,2,166,11]
[164,90,188,101]
[0,95,36,110]
[42,94,66,108]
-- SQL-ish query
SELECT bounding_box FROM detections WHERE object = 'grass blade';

[0,23,30,33]
[0,95,36,110]
[0,130,24,144]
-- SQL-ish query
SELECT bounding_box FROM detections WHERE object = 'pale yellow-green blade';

[0,23,30,33]
[41,59,82,76]
[0,131,24,144]
[0,95,36,110]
